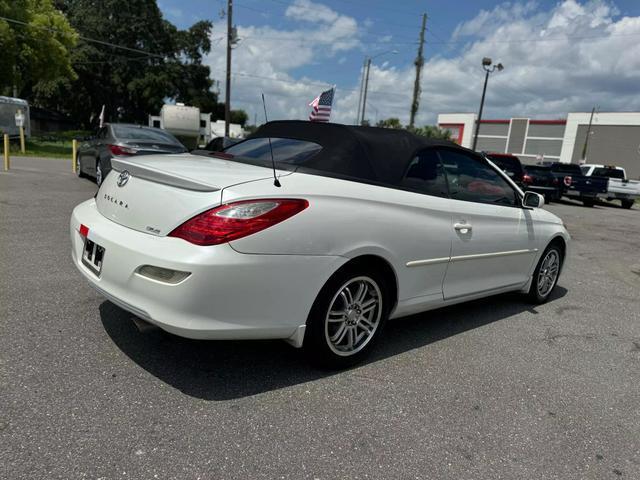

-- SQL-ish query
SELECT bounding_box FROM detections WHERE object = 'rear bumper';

[564,190,599,199]
[70,199,345,344]
[597,192,639,200]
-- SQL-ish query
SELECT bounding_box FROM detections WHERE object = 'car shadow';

[100,286,567,401]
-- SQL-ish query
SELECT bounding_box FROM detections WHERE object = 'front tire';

[621,199,634,209]
[527,243,563,304]
[304,266,389,368]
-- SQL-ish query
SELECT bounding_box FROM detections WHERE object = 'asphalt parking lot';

[1,157,639,479]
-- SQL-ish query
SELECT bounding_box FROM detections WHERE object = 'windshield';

[223,137,322,167]
[112,125,181,144]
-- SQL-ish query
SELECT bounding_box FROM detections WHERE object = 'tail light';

[564,176,572,187]
[108,144,137,156]
[169,199,309,246]
[522,174,533,184]
[553,177,559,185]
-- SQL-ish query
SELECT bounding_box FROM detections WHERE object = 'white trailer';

[149,103,211,148]
[0,96,30,138]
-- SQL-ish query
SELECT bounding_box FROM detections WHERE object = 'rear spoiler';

[111,157,220,192]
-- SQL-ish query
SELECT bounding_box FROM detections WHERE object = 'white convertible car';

[71,121,569,367]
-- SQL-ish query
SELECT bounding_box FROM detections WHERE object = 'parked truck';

[580,164,639,209]
[546,162,609,207]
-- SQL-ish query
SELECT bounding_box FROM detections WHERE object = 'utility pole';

[409,13,427,128]
[581,106,597,161]
[360,58,372,125]
[225,0,233,136]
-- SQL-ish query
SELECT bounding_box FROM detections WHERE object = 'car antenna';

[262,93,281,187]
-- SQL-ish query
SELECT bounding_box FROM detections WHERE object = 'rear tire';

[621,199,634,209]
[527,243,564,304]
[304,265,390,369]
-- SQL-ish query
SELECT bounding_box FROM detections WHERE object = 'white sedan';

[71,121,569,367]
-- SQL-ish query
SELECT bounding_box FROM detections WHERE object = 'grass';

[9,131,91,159]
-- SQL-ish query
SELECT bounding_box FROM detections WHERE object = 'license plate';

[82,238,105,276]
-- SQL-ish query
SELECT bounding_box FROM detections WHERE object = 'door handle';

[454,223,472,234]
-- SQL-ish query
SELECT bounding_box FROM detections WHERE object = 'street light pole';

[472,57,503,151]
[472,69,490,152]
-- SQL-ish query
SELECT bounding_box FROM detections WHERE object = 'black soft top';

[249,120,461,185]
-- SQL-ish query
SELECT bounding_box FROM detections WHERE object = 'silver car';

[76,123,187,185]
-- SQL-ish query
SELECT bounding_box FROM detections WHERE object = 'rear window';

[486,155,523,178]
[552,163,582,174]
[223,137,322,167]
[591,167,625,179]
[112,125,181,144]
[524,165,550,173]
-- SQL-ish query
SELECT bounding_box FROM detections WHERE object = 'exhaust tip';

[131,316,159,333]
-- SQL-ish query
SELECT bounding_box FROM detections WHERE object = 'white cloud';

[203,0,640,126]
[285,0,339,24]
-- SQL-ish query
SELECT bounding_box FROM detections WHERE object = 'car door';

[80,127,105,175]
[438,147,540,300]
[78,134,95,175]
[393,148,453,308]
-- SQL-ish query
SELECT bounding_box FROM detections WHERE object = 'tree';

[230,110,248,127]
[407,125,451,140]
[376,117,402,129]
[44,0,220,126]
[374,117,450,140]
[0,0,78,98]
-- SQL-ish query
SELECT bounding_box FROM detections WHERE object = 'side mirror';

[523,191,544,209]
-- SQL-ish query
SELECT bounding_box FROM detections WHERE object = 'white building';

[437,112,640,179]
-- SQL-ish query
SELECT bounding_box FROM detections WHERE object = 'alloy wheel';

[324,276,382,357]
[537,249,560,297]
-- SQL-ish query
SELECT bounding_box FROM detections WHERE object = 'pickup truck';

[580,164,639,209]
[547,162,609,207]
[522,164,562,203]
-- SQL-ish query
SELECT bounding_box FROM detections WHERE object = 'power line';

[0,15,166,59]
[425,31,640,45]
[231,71,407,98]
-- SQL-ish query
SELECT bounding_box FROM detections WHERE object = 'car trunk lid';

[95,153,281,236]
[122,141,187,154]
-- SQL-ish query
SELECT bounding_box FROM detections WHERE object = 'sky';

[157,0,640,126]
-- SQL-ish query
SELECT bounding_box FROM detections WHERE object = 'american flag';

[309,87,334,122]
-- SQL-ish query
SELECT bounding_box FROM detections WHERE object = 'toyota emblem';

[117,170,130,187]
